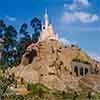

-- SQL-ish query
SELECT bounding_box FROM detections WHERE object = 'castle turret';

[44,9,48,30]
[39,9,58,41]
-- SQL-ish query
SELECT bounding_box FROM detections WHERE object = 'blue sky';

[0,0,100,60]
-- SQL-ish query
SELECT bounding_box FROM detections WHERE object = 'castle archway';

[72,62,91,77]
[74,66,78,76]
[85,68,88,75]
[80,67,84,76]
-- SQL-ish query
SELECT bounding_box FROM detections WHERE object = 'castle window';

[51,47,55,53]
[58,66,61,70]
[85,68,88,75]
[74,66,78,76]
[40,74,43,76]
[59,61,63,65]
[80,67,83,76]
[43,26,45,29]
[59,47,62,49]
[48,72,55,75]
[57,49,61,53]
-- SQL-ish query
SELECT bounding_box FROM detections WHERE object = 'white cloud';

[60,37,70,45]
[77,0,90,6]
[62,12,99,23]
[62,12,76,23]
[59,26,100,32]
[64,0,90,11]
[64,3,76,11]
[6,16,16,21]
[59,37,78,46]
[74,12,99,23]
[63,0,99,23]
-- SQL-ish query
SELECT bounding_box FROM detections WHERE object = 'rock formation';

[9,10,100,91]
[9,39,100,91]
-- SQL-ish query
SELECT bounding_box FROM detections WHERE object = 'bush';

[27,83,49,96]
[72,58,91,65]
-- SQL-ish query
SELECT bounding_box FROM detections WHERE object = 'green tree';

[17,23,31,63]
[30,17,42,43]
[1,24,17,67]
[0,20,5,66]
[0,20,6,34]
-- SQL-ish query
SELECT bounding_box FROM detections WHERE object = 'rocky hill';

[9,39,100,91]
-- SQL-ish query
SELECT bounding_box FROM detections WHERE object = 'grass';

[2,83,100,100]
[27,83,50,96]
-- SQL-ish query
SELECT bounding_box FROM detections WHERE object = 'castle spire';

[45,8,49,30]
[39,9,58,41]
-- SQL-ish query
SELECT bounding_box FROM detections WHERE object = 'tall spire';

[39,9,58,41]
[45,8,49,30]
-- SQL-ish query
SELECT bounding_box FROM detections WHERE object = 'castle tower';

[44,9,48,30]
[39,9,58,41]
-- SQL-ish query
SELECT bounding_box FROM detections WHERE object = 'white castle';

[39,10,58,41]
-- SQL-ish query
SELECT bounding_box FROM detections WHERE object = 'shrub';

[27,83,49,96]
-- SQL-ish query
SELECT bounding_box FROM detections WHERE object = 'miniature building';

[72,62,92,77]
[39,9,58,41]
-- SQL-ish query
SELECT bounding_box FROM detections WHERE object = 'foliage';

[17,23,32,63]
[31,17,42,43]
[0,17,42,68]
[4,95,24,100]
[27,83,49,96]
[0,24,17,67]
[72,58,91,65]
[0,76,100,100]
[0,19,6,33]
[0,71,17,97]
[0,76,11,95]
[31,17,42,33]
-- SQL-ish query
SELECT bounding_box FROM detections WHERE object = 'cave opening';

[25,49,37,64]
